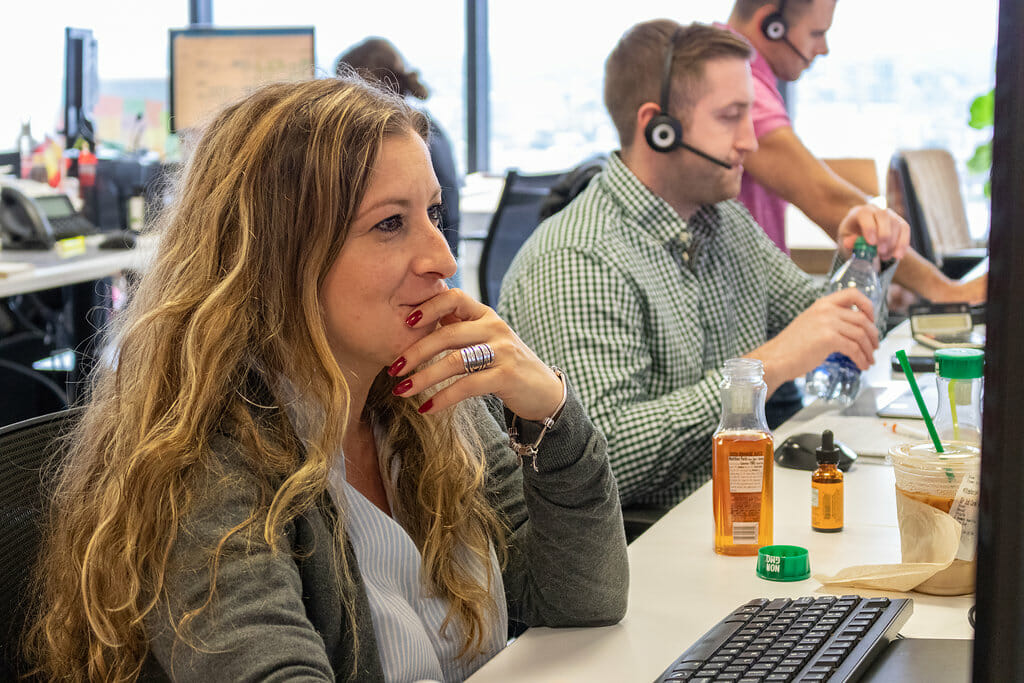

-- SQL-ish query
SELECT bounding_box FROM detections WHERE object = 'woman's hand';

[387,289,563,421]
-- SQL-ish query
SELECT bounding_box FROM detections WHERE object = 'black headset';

[760,0,811,64]
[760,0,790,42]
[643,28,733,169]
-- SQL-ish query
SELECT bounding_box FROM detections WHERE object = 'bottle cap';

[816,429,841,465]
[935,348,984,379]
[756,545,811,582]
[852,236,877,259]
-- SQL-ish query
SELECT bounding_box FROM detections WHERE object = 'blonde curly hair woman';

[24,75,627,681]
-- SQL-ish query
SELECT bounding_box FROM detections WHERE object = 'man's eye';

[428,203,444,227]
[375,215,403,233]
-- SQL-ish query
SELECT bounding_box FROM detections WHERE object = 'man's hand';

[746,288,879,394]
[836,204,911,262]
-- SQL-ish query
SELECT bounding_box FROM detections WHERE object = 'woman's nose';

[416,216,458,280]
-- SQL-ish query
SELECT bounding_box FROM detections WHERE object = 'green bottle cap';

[935,348,984,379]
[756,545,811,582]
[852,236,877,259]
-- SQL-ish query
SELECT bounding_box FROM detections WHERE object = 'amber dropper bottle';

[811,429,844,532]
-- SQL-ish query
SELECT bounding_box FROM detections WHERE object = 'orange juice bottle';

[713,359,773,555]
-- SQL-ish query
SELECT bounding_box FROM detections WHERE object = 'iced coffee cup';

[889,441,980,595]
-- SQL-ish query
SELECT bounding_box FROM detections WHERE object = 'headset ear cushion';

[761,12,788,41]
[644,113,682,153]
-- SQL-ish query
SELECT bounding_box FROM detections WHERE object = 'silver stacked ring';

[460,343,495,373]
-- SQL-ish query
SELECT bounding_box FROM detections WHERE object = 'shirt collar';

[600,152,721,249]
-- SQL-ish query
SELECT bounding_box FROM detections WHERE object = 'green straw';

[895,350,945,454]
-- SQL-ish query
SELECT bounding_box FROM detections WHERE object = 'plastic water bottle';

[932,348,984,445]
[804,237,882,405]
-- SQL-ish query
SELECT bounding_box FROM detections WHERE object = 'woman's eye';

[374,215,403,234]
[428,203,444,228]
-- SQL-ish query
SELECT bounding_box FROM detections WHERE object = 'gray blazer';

[141,382,628,681]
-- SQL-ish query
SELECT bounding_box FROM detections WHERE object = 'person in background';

[24,76,627,682]
[724,0,986,305]
[500,20,909,512]
[336,37,463,284]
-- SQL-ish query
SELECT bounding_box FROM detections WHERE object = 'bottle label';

[812,482,843,529]
[728,454,764,493]
[949,472,980,561]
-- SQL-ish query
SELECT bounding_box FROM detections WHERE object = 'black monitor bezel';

[972,0,1024,680]
[63,26,98,149]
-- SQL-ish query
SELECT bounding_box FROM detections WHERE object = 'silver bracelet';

[508,366,567,472]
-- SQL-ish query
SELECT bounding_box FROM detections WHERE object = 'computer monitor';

[168,26,315,133]
[63,27,99,149]
[971,1,1024,681]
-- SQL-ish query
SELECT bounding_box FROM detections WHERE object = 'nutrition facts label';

[728,454,764,494]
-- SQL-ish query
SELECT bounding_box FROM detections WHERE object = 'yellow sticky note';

[55,235,87,258]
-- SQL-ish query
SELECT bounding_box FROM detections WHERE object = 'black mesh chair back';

[0,407,84,678]
[477,169,565,307]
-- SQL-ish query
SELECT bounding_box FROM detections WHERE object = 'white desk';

[0,233,156,298]
[469,325,972,682]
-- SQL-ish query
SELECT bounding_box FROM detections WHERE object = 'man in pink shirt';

[726,0,986,303]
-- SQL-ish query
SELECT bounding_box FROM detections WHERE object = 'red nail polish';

[405,310,423,327]
[417,399,433,414]
[393,379,413,395]
[388,357,406,376]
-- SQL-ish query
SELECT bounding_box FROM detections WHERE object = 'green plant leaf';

[968,89,995,129]
[966,140,992,174]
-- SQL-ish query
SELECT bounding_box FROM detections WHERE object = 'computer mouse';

[775,432,857,472]
[98,231,137,250]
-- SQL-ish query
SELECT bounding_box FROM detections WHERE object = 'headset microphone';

[760,0,811,64]
[781,37,811,65]
[644,28,735,170]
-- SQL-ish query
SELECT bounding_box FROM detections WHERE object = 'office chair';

[887,149,987,280]
[477,169,566,307]
[0,407,84,678]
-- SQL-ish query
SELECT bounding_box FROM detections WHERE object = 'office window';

[792,0,998,241]
[214,0,465,178]
[487,1,733,174]
[0,1,186,154]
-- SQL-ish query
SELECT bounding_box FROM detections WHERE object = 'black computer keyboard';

[655,595,913,682]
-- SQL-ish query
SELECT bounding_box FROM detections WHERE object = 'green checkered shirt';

[499,152,825,508]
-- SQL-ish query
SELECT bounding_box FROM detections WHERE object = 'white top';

[326,445,506,683]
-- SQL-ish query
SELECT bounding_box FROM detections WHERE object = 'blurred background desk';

[0,233,154,298]
[0,234,155,425]
[469,322,973,682]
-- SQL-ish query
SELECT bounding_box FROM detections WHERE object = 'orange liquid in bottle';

[713,430,773,555]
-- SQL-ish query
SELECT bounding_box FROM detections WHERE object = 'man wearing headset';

[725,0,986,304]
[499,20,909,512]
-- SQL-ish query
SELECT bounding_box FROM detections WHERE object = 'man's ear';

[750,3,782,42]
[636,102,662,142]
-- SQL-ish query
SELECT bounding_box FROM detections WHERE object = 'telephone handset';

[0,184,56,250]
